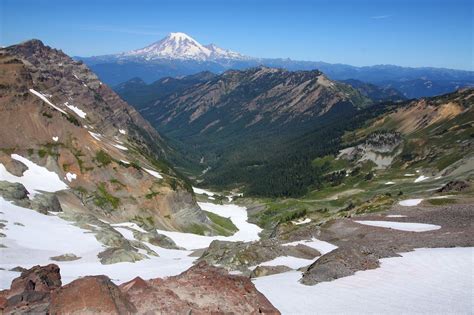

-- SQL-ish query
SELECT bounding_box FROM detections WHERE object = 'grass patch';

[428,198,457,205]
[93,182,120,210]
[145,191,160,199]
[95,150,112,167]
[185,223,209,236]
[204,210,238,236]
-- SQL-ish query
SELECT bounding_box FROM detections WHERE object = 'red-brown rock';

[1,262,280,314]
[120,261,280,314]
[50,275,136,314]
[0,264,61,314]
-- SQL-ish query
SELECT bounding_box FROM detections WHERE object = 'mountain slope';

[116,67,375,185]
[0,39,212,233]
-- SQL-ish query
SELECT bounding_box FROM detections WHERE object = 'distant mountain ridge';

[78,32,474,98]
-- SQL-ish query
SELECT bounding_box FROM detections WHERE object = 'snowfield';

[157,202,262,250]
[0,158,471,314]
[254,247,473,314]
[354,220,441,232]
[0,154,68,196]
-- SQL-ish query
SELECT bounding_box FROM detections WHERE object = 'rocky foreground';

[0,262,279,314]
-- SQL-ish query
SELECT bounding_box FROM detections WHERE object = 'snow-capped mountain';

[120,32,248,61]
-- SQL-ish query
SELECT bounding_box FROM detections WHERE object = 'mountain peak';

[120,32,248,61]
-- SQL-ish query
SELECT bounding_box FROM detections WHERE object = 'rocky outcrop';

[0,263,280,314]
[437,180,470,193]
[251,265,292,278]
[0,264,61,314]
[198,239,320,273]
[301,245,381,285]
[121,261,280,314]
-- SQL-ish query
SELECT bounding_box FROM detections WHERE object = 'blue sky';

[1,0,472,70]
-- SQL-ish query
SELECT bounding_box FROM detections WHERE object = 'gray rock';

[30,192,62,214]
[9,266,27,272]
[300,245,380,285]
[132,230,179,250]
[0,181,29,202]
[50,253,81,261]
[2,159,28,176]
[199,239,320,272]
[251,265,292,278]
[98,247,147,265]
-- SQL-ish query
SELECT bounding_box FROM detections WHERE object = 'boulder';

[0,181,29,202]
[98,247,147,264]
[0,264,61,314]
[50,253,81,261]
[50,276,136,314]
[301,245,380,285]
[0,156,28,177]
[251,265,292,278]
[30,192,62,214]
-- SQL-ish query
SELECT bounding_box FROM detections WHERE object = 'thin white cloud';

[371,15,391,20]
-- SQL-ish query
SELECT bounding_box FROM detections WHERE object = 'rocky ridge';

[0,263,280,314]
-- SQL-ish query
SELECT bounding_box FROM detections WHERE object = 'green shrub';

[95,150,112,167]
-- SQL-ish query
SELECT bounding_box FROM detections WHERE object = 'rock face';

[0,39,212,233]
[121,261,280,314]
[437,180,470,192]
[0,263,280,314]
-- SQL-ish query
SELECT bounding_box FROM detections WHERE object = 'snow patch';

[414,175,429,183]
[399,198,423,206]
[385,181,395,185]
[292,218,311,225]
[52,136,59,142]
[112,144,128,151]
[65,172,77,182]
[283,239,338,255]
[386,214,407,218]
[119,129,127,135]
[88,131,102,141]
[143,168,163,179]
[192,187,215,196]
[64,102,87,118]
[29,89,67,115]
[354,220,440,232]
[259,256,314,270]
